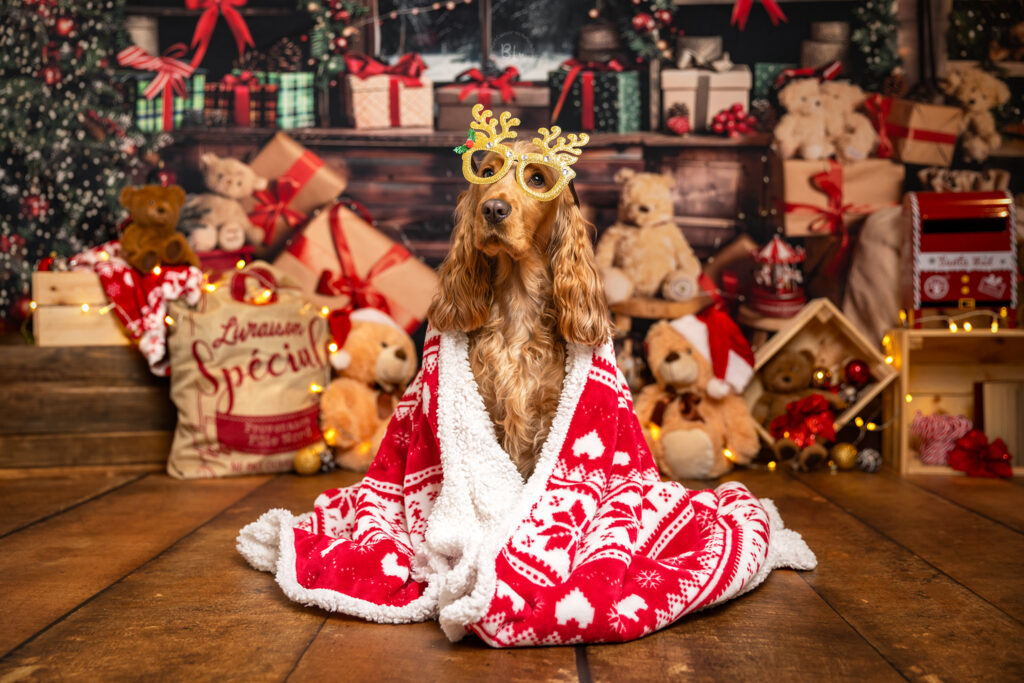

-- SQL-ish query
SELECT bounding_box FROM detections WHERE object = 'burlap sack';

[166,262,329,478]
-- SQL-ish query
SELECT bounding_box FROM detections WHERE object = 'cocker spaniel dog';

[428,110,609,478]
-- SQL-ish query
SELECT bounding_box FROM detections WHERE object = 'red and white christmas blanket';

[237,329,816,647]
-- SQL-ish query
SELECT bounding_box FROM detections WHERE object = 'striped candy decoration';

[911,411,973,465]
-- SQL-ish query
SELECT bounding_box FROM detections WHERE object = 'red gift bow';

[551,58,624,131]
[947,429,1013,478]
[248,176,307,246]
[117,43,195,132]
[731,0,787,30]
[222,70,258,126]
[863,94,894,159]
[229,264,280,304]
[456,66,521,107]
[773,61,841,90]
[769,394,836,449]
[186,0,255,69]
[315,201,411,318]
[783,160,878,274]
[345,53,427,127]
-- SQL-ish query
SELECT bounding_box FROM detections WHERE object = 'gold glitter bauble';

[810,366,832,389]
[293,446,323,475]
[830,442,858,470]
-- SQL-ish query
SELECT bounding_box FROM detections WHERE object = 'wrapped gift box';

[273,202,438,333]
[126,72,205,132]
[782,159,905,237]
[661,65,751,132]
[549,66,641,133]
[233,70,315,129]
[208,76,279,127]
[436,82,549,131]
[242,133,349,258]
[345,74,433,129]
[886,99,963,167]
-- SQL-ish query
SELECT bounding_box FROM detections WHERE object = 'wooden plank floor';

[1,468,1022,681]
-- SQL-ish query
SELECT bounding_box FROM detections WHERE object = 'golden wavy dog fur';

[428,141,609,477]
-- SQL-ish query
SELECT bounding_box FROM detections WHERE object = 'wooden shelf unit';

[883,328,1024,476]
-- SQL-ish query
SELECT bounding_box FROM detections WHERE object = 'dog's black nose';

[481,198,511,224]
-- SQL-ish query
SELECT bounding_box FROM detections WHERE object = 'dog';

[428,140,609,477]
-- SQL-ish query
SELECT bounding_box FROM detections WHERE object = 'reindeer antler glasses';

[455,104,589,202]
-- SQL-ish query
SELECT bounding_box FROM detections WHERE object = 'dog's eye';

[528,172,545,187]
[480,167,495,178]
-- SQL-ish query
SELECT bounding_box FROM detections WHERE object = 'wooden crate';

[0,345,175,470]
[882,328,1024,475]
[742,298,898,444]
[32,271,130,347]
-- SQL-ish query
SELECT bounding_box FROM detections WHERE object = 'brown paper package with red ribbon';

[884,99,963,167]
[436,66,550,131]
[166,261,330,479]
[272,201,439,334]
[241,132,348,259]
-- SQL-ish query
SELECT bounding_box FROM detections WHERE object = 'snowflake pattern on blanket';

[238,328,816,647]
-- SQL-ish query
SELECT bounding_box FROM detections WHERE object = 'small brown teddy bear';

[940,67,1011,163]
[773,78,833,160]
[320,308,417,471]
[820,80,879,161]
[184,152,268,253]
[752,349,848,467]
[119,184,199,273]
[595,169,702,305]
[634,311,760,480]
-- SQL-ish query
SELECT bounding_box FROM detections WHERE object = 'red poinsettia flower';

[769,393,836,449]
[947,429,1013,478]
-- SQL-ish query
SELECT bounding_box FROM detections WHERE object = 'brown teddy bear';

[320,308,417,471]
[634,310,760,480]
[773,78,833,160]
[940,67,1011,162]
[820,80,879,161]
[118,184,199,273]
[752,349,848,467]
[184,152,268,253]
[595,169,702,305]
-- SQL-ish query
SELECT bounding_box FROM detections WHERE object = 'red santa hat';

[669,307,755,399]
[327,307,403,370]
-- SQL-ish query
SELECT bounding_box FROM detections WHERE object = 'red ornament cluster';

[631,12,656,34]
[21,194,50,220]
[710,103,758,137]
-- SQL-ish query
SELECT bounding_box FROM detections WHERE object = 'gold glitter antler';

[468,104,520,149]
[533,126,590,167]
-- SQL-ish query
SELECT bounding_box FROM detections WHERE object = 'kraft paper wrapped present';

[343,54,433,129]
[782,159,905,238]
[549,60,641,133]
[273,201,438,333]
[661,65,752,131]
[886,99,963,167]
[436,67,549,131]
[242,133,348,258]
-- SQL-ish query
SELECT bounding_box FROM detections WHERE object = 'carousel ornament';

[751,234,806,318]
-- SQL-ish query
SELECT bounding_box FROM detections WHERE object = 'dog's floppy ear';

[428,190,492,332]
[549,191,609,347]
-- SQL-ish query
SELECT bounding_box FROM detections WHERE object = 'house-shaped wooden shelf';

[742,298,898,444]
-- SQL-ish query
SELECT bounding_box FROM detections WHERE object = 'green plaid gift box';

[204,82,229,126]
[213,78,280,127]
[235,70,315,129]
[129,73,206,132]
[548,68,640,133]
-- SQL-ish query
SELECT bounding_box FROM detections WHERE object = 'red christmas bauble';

[40,65,61,86]
[654,9,672,25]
[333,36,348,50]
[14,295,34,321]
[666,115,690,135]
[154,169,178,187]
[334,8,350,22]
[38,253,56,271]
[55,17,75,37]
[21,194,50,219]
[844,359,871,387]
[631,12,655,34]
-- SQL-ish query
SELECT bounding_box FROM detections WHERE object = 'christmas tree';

[0,0,166,327]
[850,0,902,92]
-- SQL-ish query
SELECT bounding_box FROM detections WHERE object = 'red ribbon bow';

[315,202,410,316]
[222,70,258,126]
[773,61,842,90]
[551,58,624,131]
[456,66,521,107]
[769,394,836,449]
[783,160,876,274]
[117,44,195,132]
[947,429,1013,478]
[864,94,894,159]
[186,0,255,69]
[345,53,427,127]
[731,0,787,30]
[248,177,307,246]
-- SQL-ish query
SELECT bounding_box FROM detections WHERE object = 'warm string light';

[310,383,324,394]
[164,315,174,325]
[152,265,161,276]
[80,303,89,313]
[320,306,330,317]
[328,342,339,353]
